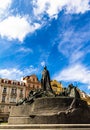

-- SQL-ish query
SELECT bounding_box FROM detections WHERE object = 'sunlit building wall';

[0,78,26,114]
[22,75,41,97]
[51,80,63,95]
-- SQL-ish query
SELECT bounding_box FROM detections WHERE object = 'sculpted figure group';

[16,66,83,110]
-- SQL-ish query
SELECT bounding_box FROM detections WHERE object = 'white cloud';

[41,61,46,67]
[17,47,33,53]
[65,0,90,14]
[0,68,23,80]
[0,0,42,42]
[53,64,90,86]
[0,0,89,42]
[0,0,12,19]
[0,0,11,10]
[33,0,90,19]
[0,66,38,80]
[0,16,41,42]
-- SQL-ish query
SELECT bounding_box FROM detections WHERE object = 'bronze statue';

[41,66,52,92]
[16,89,44,106]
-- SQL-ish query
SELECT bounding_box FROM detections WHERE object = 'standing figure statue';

[41,66,52,92]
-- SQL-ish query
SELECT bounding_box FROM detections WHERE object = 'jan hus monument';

[8,66,90,124]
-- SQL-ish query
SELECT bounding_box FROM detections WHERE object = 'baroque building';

[51,80,63,95]
[0,78,26,121]
[22,75,41,97]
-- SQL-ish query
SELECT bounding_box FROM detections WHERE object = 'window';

[5,80,8,83]
[1,105,4,108]
[20,89,23,97]
[10,97,16,103]
[11,88,17,94]
[3,87,7,93]
[20,89,23,95]
[1,105,4,112]
[13,82,16,85]
[2,96,6,102]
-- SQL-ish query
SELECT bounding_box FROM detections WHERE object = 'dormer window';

[4,80,8,83]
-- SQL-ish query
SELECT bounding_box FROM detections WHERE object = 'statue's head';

[44,66,47,70]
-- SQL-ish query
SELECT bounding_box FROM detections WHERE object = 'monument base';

[8,97,90,124]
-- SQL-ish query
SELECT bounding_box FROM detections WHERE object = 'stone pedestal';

[8,97,90,124]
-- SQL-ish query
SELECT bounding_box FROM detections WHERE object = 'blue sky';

[0,0,90,94]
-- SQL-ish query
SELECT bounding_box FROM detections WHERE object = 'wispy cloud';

[53,63,90,88]
[58,23,90,63]
[17,47,33,53]
[33,0,90,19]
[23,65,38,76]
[0,66,38,80]
[0,0,12,19]
[52,13,90,90]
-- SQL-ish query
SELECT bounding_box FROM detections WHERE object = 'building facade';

[0,78,26,121]
[51,80,63,95]
[22,75,41,97]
